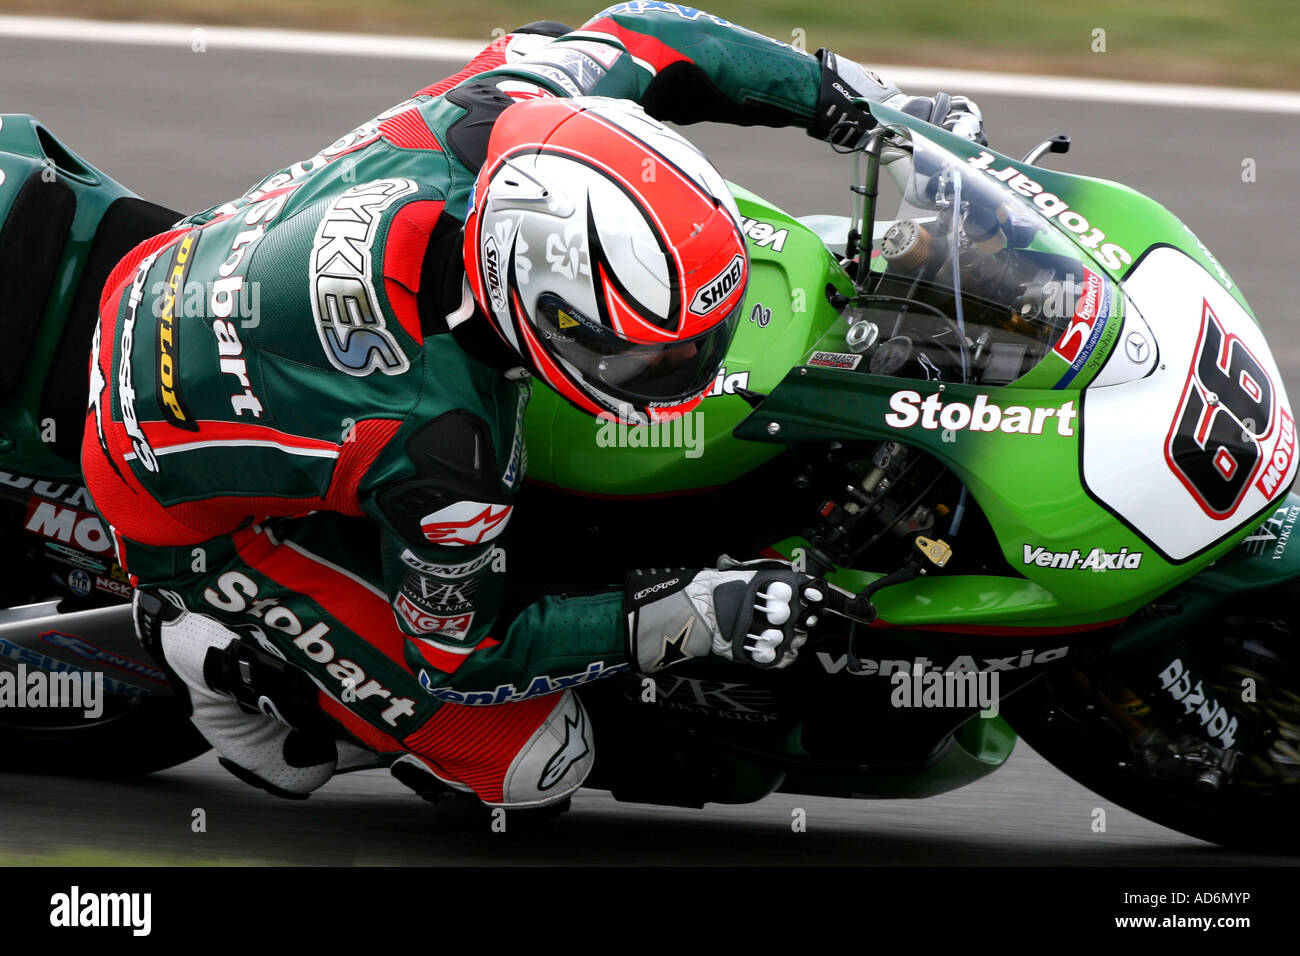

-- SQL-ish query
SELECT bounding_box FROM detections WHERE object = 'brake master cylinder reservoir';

[880,219,933,271]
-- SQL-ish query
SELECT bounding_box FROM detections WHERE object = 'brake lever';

[807,532,953,629]
[803,580,878,626]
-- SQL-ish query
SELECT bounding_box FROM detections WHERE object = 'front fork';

[1087,639,1245,792]
[1079,491,1300,786]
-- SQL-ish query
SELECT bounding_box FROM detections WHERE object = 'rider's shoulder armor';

[109,93,522,511]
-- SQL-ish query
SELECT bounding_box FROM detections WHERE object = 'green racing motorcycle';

[1,102,1297,849]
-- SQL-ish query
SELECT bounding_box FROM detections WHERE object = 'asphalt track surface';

[1,32,1299,867]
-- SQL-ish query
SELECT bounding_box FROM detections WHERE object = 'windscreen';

[808,129,1121,388]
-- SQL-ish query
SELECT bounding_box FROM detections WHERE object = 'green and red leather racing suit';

[81,5,881,803]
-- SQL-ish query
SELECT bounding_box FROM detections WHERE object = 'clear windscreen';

[808,128,1114,387]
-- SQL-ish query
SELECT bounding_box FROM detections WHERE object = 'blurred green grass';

[1,0,1299,87]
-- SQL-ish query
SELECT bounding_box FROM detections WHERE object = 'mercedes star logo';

[1125,332,1150,363]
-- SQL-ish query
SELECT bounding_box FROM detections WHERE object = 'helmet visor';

[534,293,741,405]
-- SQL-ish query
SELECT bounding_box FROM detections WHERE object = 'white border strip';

[0,14,485,60]
[2,14,1299,114]
[879,64,1300,115]
[126,439,340,460]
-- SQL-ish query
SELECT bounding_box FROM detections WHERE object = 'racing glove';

[893,92,986,145]
[626,557,829,672]
[134,590,337,799]
[810,49,987,147]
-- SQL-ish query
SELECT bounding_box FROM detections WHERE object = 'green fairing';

[523,184,854,494]
[530,104,1283,638]
[1107,490,1300,660]
[736,368,1260,629]
[0,115,141,482]
[737,110,1277,630]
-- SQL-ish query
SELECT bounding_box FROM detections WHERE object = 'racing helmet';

[464,96,748,424]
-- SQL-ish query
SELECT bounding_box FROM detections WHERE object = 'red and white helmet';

[464,96,748,424]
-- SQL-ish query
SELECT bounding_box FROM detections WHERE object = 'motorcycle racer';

[82,5,985,811]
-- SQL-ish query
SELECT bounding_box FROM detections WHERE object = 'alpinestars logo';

[538,702,591,790]
[87,323,127,485]
[653,616,695,671]
[311,178,417,377]
[419,501,513,546]
[688,254,744,315]
[117,252,163,472]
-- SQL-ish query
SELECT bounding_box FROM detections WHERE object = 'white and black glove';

[891,92,986,145]
[809,49,902,147]
[810,48,986,147]
[625,558,830,673]
[134,590,337,799]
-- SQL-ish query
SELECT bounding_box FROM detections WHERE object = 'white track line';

[3,14,1300,114]
[880,64,1300,114]
[0,14,485,60]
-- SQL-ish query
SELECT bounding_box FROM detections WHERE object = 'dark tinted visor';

[535,292,741,403]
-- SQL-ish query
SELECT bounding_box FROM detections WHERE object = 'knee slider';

[499,692,594,807]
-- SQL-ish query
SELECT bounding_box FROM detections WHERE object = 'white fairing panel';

[1082,246,1296,560]
[1089,305,1158,386]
